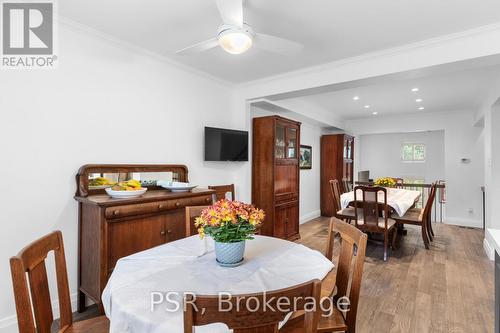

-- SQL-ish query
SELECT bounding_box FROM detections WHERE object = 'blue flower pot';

[215,241,245,267]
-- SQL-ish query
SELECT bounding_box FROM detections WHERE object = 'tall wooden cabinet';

[320,134,354,216]
[252,116,301,240]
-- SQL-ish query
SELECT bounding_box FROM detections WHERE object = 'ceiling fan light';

[218,29,253,55]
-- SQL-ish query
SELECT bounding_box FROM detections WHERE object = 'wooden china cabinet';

[74,164,214,312]
[252,116,301,240]
[320,134,355,216]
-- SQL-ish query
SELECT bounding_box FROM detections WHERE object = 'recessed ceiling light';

[353,96,359,101]
[364,105,370,109]
[372,111,378,115]
[411,88,419,92]
[415,98,423,103]
[418,106,425,110]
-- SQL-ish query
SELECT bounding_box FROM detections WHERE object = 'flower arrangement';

[195,200,265,243]
[374,177,396,187]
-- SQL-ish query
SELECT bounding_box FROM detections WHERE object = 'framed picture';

[300,145,312,169]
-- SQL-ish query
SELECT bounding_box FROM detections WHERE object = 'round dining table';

[102,235,334,333]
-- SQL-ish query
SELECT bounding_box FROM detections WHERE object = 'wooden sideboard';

[252,116,301,241]
[74,164,214,312]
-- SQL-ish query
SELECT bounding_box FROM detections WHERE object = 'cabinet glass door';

[275,124,285,159]
[286,128,297,159]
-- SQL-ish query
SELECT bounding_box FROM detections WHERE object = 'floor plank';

[297,217,494,333]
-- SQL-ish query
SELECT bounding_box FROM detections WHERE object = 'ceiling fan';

[176,0,304,56]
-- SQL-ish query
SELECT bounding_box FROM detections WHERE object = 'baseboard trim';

[0,292,78,332]
[443,217,482,229]
[483,237,495,261]
[300,210,321,224]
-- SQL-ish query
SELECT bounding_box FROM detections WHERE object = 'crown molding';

[56,16,234,88]
[238,22,500,90]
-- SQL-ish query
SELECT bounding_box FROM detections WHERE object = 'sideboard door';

[107,215,165,269]
[164,209,187,243]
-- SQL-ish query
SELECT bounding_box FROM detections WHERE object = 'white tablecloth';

[102,235,334,333]
[340,188,421,217]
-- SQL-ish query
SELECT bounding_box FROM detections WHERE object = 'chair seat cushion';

[65,316,109,333]
[356,217,397,229]
[336,207,356,218]
[317,308,348,332]
[393,208,424,224]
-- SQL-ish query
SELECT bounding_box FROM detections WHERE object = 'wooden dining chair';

[342,178,352,193]
[329,179,356,222]
[185,206,210,236]
[394,178,404,189]
[10,231,109,333]
[392,183,437,249]
[353,186,397,261]
[321,217,368,333]
[184,280,322,333]
[208,184,235,201]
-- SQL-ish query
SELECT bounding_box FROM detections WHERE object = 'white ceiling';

[59,0,500,83]
[272,65,500,120]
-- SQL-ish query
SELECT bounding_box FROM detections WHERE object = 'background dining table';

[340,187,421,217]
[102,235,334,333]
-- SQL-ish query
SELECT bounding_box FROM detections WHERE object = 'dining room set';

[8,166,366,333]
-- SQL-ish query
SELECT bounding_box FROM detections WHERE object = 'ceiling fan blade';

[176,38,219,55]
[254,33,304,55]
[216,0,243,27]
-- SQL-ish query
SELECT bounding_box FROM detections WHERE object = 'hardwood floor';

[298,217,494,333]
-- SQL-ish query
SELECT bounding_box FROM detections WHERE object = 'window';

[401,143,426,162]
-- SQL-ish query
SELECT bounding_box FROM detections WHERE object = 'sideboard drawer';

[105,201,168,219]
[167,195,212,210]
[105,195,212,219]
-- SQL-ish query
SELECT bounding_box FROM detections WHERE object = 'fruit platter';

[105,180,148,199]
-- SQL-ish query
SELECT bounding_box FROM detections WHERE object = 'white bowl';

[161,184,198,192]
[105,187,147,199]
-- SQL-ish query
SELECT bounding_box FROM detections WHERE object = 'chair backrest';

[423,183,437,223]
[329,179,342,213]
[342,178,352,193]
[394,178,404,189]
[185,206,210,236]
[354,186,389,231]
[208,184,235,201]
[184,279,321,333]
[325,218,367,332]
[10,231,73,333]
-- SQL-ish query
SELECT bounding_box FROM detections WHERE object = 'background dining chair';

[329,179,356,223]
[208,184,235,201]
[354,186,397,261]
[394,178,404,189]
[10,231,109,333]
[184,280,321,333]
[392,183,437,249]
[342,178,353,193]
[185,206,210,236]
[322,217,368,333]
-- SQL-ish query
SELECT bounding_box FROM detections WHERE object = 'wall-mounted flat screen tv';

[204,127,248,161]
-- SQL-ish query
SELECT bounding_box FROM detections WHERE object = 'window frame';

[401,143,426,162]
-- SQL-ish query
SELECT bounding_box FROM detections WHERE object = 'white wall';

[346,110,484,228]
[0,25,245,331]
[359,131,445,182]
[250,106,322,223]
